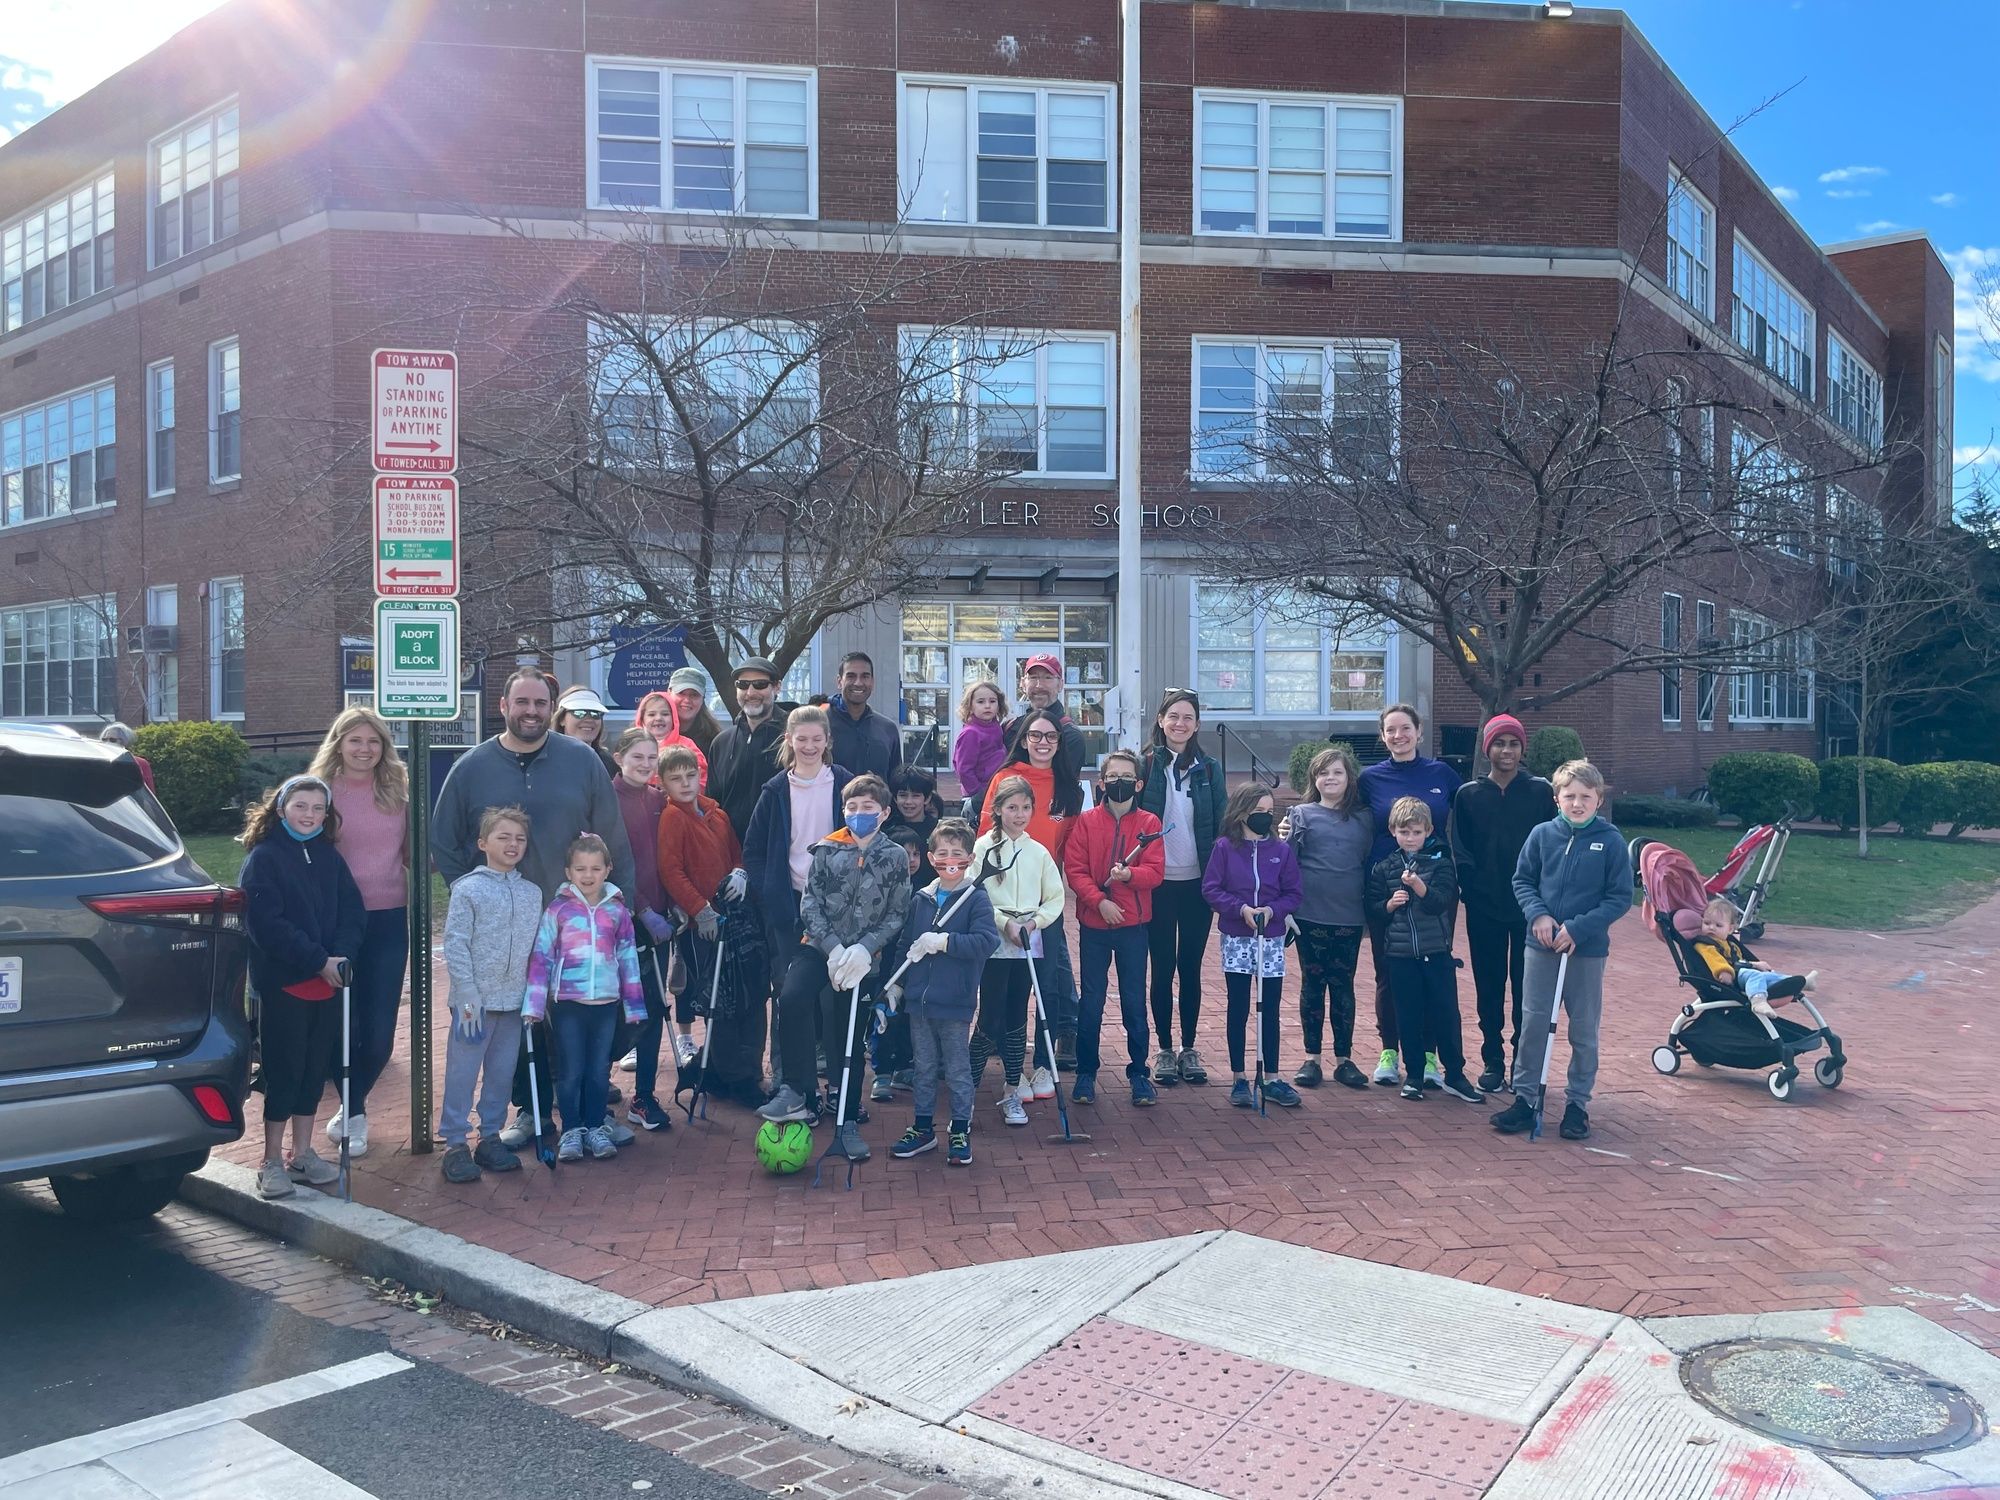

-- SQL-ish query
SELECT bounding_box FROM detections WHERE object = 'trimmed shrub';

[1704,752,1818,827]
[241,750,312,810]
[1948,762,2000,839]
[1287,739,1359,795]
[1897,763,1959,838]
[1526,726,1585,779]
[1610,793,1718,829]
[1815,757,1909,831]
[132,721,249,834]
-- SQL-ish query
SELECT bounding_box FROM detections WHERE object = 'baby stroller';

[1697,804,1797,941]
[1631,838,1846,1101]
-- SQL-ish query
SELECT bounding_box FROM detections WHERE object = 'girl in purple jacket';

[950,680,1011,816]
[1201,784,1304,1108]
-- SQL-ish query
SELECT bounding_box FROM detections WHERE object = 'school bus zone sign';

[372,349,458,473]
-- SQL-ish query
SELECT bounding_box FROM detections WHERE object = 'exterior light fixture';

[1545,1,1575,15]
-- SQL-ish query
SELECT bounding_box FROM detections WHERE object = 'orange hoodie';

[656,792,740,918]
[976,762,1073,860]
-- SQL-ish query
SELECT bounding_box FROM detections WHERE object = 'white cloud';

[1826,189,1872,200]
[1819,164,1889,184]
[1956,443,1998,470]
[0,1,230,142]
[1773,185,1800,203]
[1941,247,2000,383]
[1858,220,1904,234]
[1932,192,1962,208]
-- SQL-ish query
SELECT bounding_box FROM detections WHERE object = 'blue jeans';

[1077,924,1150,1080]
[549,1000,619,1133]
[347,907,409,1118]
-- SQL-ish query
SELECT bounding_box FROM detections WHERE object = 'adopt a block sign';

[373,598,460,720]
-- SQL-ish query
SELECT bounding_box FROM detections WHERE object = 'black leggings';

[1296,921,1363,1058]
[1148,879,1212,1051]
[971,959,1034,1088]
[1224,971,1283,1076]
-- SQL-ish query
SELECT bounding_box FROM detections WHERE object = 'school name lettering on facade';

[942,500,1226,529]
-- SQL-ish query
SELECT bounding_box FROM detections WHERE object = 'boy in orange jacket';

[1063,750,1166,1107]
[655,745,745,1086]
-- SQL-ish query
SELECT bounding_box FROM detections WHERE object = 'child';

[1285,745,1374,1091]
[969,775,1066,1125]
[610,728,679,1134]
[890,820,1001,1166]
[1063,751,1165,1107]
[871,823,925,1102]
[1495,760,1634,1141]
[1693,897,1816,1013]
[758,774,910,1163]
[522,834,647,1162]
[1365,798,1481,1106]
[1201,785,1304,1108]
[240,775,365,1199]
[438,806,543,1182]
[655,740,744,1105]
[887,767,946,887]
[635,689,709,788]
[951,679,1011,816]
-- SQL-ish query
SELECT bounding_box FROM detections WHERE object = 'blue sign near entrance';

[603,624,687,708]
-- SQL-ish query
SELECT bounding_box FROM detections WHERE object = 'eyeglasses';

[1024,730,1060,743]
[734,678,774,691]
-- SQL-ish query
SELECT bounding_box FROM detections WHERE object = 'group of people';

[237,649,1642,1200]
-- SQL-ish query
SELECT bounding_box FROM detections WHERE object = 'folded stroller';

[1699,807,1796,941]
[1631,837,1846,1101]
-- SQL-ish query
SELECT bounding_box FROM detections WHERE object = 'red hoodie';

[1064,803,1165,929]
[635,690,710,789]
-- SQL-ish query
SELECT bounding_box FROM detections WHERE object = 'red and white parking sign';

[373,475,459,597]
[371,349,458,473]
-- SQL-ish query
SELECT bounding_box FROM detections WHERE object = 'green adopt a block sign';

[374,598,459,720]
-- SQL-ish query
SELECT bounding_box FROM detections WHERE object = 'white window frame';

[1193,89,1402,241]
[147,359,175,497]
[145,584,179,722]
[1660,592,1683,725]
[3,166,116,334]
[0,594,117,721]
[1694,599,1716,729]
[3,380,117,530]
[897,75,1117,231]
[898,326,1116,479]
[1935,336,1953,519]
[1727,611,1813,727]
[208,576,245,721]
[148,100,240,269]
[1190,336,1399,482]
[1665,170,1714,318]
[1731,426,1809,560]
[1191,582,1399,720]
[586,59,817,219]
[208,337,240,483]
[1731,235,1815,397]
[1825,331,1882,449]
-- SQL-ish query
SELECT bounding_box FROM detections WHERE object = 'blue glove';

[639,908,674,944]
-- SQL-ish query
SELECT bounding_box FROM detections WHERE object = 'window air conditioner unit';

[126,625,178,654]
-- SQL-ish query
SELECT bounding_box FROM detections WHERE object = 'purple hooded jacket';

[951,717,1010,810]
[1200,835,1303,937]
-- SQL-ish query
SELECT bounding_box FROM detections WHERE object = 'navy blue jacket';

[1511,814,1633,958]
[741,765,850,933]
[828,701,903,784]
[895,880,1000,1022]
[241,831,366,999]
[1359,755,1462,864]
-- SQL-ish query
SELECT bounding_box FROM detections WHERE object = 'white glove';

[912,931,950,959]
[724,868,748,902]
[883,982,903,1011]
[456,1001,485,1041]
[1285,915,1301,940]
[828,944,869,990]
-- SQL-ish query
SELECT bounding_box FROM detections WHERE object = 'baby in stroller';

[1691,898,1817,1016]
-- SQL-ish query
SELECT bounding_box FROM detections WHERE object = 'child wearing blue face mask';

[759,774,910,1163]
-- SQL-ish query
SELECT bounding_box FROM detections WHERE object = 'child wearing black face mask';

[1063,751,1166,1108]
[1201,784,1304,1107]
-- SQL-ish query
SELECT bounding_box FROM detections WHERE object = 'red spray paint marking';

[1539,1323,1602,1347]
[1714,1445,1800,1500]
[1520,1374,1619,1462]
[1825,1299,1863,1342]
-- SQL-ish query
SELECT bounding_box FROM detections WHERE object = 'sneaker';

[1000,1092,1029,1127]
[345,1114,370,1157]
[617,1048,639,1073]
[1131,1074,1157,1108]
[324,1108,348,1146]
[441,1145,481,1183]
[1054,1035,1077,1071]
[257,1159,296,1199]
[893,1125,937,1158]
[626,1095,670,1132]
[1802,970,1818,993]
[1152,1051,1181,1087]
[870,1075,895,1102]
[473,1136,521,1172]
[759,1085,813,1123]
[1559,1104,1590,1141]
[498,1111,535,1150]
[556,1128,585,1162]
[1477,1066,1505,1094]
[286,1147,340,1187]
[836,1122,871,1161]
[1030,1066,1056,1101]
[1261,1078,1303,1108]
[1229,1079,1253,1108]
[1491,1098,1536,1134]
[1373,1049,1400,1085]
[1013,1078,1037,1105]
[1441,1073,1486,1105]
[605,1082,624,1106]
[602,1114,637,1147]
[947,1129,972,1166]
[1400,1082,1426,1101]
[674,1034,700,1067]
[1293,1058,1324,1088]
[893,1069,915,1090]
[1070,1073,1097,1105]
[1424,1052,1444,1087]
[1179,1048,1208,1085]
[1333,1059,1370,1090]
[586,1124,618,1159]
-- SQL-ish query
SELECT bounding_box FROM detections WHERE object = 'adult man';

[707,657,795,838]
[1003,653,1086,768]
[1451,713,1556,1093]
[826,651,903,784]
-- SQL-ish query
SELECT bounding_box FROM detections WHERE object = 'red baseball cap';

[1021,652,1064,679]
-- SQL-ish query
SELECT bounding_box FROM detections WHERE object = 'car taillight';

[85,887,241,928]
[191,1084,235,1125]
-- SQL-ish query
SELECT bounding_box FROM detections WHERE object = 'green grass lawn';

[184,833,450,927]
[1624,824,2000,931]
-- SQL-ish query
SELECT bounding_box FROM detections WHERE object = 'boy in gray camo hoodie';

[438,806,545,1182]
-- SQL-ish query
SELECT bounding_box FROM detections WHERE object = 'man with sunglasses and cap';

[1003,653,1086,769]
[708,658,799,851]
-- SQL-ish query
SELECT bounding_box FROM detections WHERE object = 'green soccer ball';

[755,1120,813,1175]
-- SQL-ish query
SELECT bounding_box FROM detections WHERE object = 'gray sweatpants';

[1512,947,1605,1111]
[910,1011,975,1126]
[439,1009,523,1147]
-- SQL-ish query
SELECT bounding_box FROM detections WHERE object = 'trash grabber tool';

[1024,933,1091,1145]
[337,959,354,1201]
[677,913,728,1123]
[1251,914,1268,1117]
[523,1016,557,1169]
[812,980,868,1189]
[1529,949,1572,1143]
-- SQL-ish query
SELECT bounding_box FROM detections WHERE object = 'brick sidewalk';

[216,893,2000,1352]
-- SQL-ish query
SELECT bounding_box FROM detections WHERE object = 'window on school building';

[3,171,115,333]
[1,597,116,719]
[900,601,1111,762]
[147,361,175,496]
[1730,426,1809,559]
[900,329,1113,477]
[1728,612,1812,726]
[1195,91,1399,240]
[1694,599,1716,728]
[1193,338,1396,481]
[208,577,244,719]
[1193,584,1394,718]
[1826,333,1882,449]
[151,104,239,267]
[900,79,1113,229]
[1665,174,1713,317]
[590,62,814,216]
[1660,593,1682,724]
[2,382,116,528]
[591,318,817,471]
[1732,237,1814,397]
[145,584,179,722]
[209,339,240,482]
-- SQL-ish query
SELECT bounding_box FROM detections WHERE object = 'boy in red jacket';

[656,745,745,1086]
[1063,750,1166,1107]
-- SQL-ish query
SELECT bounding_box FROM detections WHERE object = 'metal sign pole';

[406,720,434,1153]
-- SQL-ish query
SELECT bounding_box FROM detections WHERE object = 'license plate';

[0,956,19,1014]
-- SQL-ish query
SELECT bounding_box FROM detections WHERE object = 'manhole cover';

[1681,1338,1985,1456]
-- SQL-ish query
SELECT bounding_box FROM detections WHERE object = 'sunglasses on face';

[734,678,774,691]
[571,709,604,719]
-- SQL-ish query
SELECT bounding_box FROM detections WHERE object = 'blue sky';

[5,0,1996,496]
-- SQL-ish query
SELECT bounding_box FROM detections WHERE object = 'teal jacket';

[1136,745,1225,860]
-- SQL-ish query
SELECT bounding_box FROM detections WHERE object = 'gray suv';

[0,724,250,1220]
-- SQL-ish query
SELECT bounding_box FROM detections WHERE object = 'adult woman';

[1136,689,1225,1086]
[635,690,710,787]
[1356,702,1462,1086]
[307,706,410,1158]
[667,667,724,755]
[554,684,618,778]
